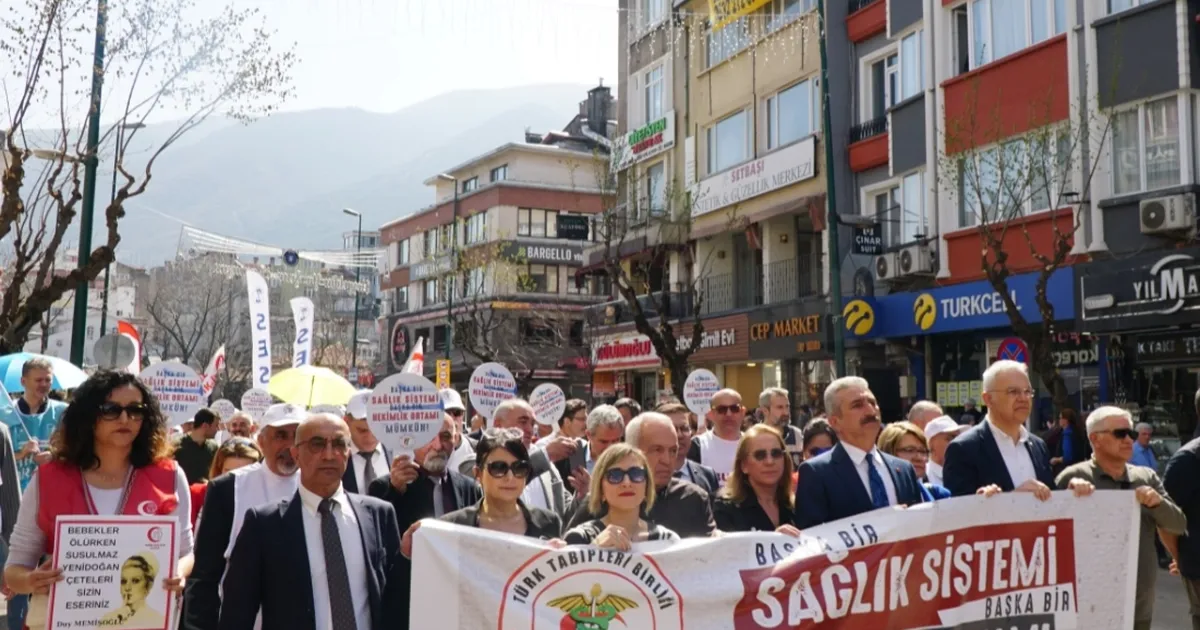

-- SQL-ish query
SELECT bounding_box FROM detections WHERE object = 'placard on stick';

[683,369,720,416]
[240,388,272,422]
[209,399,237,421]
[367,373,444,454]
[138,363,204,428]
[529,383,566,427]
[468,363,516,425]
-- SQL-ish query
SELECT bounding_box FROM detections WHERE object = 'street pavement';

[1156,568,1194,629]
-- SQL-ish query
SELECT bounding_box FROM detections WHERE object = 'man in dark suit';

[343,391,391,494]
[220,413,401,630]
[943,360,1056,499]
[795,377,926,528]
[657,403,720,496]
[567,412,716,537]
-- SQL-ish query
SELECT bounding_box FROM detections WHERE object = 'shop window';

[518,264,560,293]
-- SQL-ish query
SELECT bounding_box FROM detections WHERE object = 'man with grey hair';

[943,360,1056,498]
[795,377,926,528]
[492,398,572,516]
[687,388,745,488]
[1131,422,1157,471]
[906,400,943,431]
[1057,406,1185,630]
[551,405,622,495]
[758,388,800,466]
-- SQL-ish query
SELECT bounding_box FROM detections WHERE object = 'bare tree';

[0,0,296,353]
[941,87,1110,415]
[143,257,239,368]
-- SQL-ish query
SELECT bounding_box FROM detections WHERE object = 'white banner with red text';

[411,492,1137,629]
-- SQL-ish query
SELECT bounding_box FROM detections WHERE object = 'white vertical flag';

[289,297,314,367]
[403,337,425,374]
[202,345,226,397]
[246,270,273,388]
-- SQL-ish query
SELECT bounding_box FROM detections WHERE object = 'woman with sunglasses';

[876,421,951,501]
[801,418,837,460]
[3,372,193,630]
[400,429,564,558]
[563,444,678,549]
[713,425,802,534]
[188,437,264,527]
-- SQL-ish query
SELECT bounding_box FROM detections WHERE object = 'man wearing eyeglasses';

[687,389,745,489]
[1055,406,1185,630]
[942,360,1058,499]
[343,391,391,494]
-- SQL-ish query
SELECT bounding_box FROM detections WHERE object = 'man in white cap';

[344,390,391,494]
[440,389,476,475]
[924,415,967,486]
[183,403,305,630]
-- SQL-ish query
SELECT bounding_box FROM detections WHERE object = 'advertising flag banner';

[289,297,314,367]
[410,492,1138,629]
[245,270,272,388]
[201,346,226,398]
[47,515,178,630]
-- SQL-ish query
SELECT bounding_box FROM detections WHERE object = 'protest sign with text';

[138,363,203,428]
[367,372,443,453]
[468,362,516,423]
[529,383,566,427]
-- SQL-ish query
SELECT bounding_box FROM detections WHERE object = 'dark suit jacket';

[942,419,1056,497]
[565,478,715,538]
[218,491,402,630]
[1164,437,1200,579]
[183,472,237,630]
[440,500,562,539]
[675,460,719,497]
[713,493,796,533]
[552,438,588,494]
[342,445,394,494]
[794,443,926,528]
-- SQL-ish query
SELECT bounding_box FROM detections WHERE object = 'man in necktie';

[795,377,926,528]
[344,391,390,494]
[219,413,402,630]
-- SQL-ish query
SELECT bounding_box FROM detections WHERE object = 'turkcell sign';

[844,268,1075,339]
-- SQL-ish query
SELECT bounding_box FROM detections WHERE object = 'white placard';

[528,383,566,427]
[48,515,178,630]
[367,373,444,453]
[682,369,720,416]
[209,399,237,420]
[468,363,516,423]
[239,388,272,422]
[138,363,204,429]
[309,404,344,416]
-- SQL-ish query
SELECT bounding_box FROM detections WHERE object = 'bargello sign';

[498,240,584,265]
[1078,248,1200,332]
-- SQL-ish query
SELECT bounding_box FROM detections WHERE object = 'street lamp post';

[99,121,146,336]
[343,208,363,379]
[435,174,459,362]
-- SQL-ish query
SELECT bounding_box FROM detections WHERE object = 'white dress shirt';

[986,419,1038,488]
[297,484,372,630]
[350,444,388,492]
[840,442,898,506]
[926,461,944,486]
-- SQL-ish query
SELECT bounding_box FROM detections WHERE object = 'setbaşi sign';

[692,136,816,218]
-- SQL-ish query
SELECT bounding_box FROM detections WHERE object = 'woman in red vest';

[2,371,194,629]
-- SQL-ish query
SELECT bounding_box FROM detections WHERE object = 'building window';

[767,79,814,150]
[959,129,1072,227]
[767,0,811,33]
[645,65,664,122]
[900,172,925,245]
[863,51,898,121]
[424,230,437,258]
[519,264,560,293]
[707,110,749,174]
[634,0,666,33]
[461,177,478,193]
[465,212,488,245]
[968,0,1066,69]
[520,318,557,345]
[518,208,559,237]
[489,164,507,182]
[424,279,438,304]
[1113,96,1181,195]
[464,267,486,297]
[646,162,666,216]
[899,30,923,101]
[398,239,409,265]
[558,212,595,241]
[706,18,750,68]
[1108,0,1152,14]
[394,286,408,311]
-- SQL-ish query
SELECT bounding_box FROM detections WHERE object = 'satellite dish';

[93,334,136,369]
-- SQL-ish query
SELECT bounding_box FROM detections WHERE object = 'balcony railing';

[700,272,763,315]
[849,0,880,13]
[583,291,694,326]
[764,258,820,304]
[849,116,888,144]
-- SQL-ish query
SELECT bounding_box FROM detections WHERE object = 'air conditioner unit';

[874,252,898,281]
[897,243,935,276]
[1139,194,1195,235]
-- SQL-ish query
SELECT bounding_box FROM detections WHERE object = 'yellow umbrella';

[268,365,357,408]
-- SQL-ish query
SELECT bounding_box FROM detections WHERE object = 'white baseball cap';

[346,390,371,420]
[924,416,968,440]
[439,389,466,412]
[261,403,306,428]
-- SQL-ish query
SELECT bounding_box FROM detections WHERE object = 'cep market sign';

[840,268,1075,339]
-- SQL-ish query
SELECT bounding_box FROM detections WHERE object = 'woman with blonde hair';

[563,443,678,549]
[188,437,264,527]
[101,553,165,628]
[877,421,951,500]
[713,425,802,534]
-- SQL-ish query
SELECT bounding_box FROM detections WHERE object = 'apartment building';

[581,0,830,410]
[378,87,614,395]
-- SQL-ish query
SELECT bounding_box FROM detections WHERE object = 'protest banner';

[367,372,443,453]
[208,399,237,420]
[468,362,516,423]
[411,492,1138,629]
[47,515,178,630]
[138,363,204,428]
[529,383,566,426]
[245,270,273,387]
[683,369,720,415]
[240,388,272,422]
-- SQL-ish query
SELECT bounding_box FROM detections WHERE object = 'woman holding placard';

[562,444,678,548]
[400,428,564,557]
[3,372,194,630]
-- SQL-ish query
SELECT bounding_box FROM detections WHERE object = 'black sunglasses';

[714,404,742,415]
[1105,428,1137,441]
[751,448,785,462]
[98,402,148,421]
[485,460,531,479]
[604,466,647,485]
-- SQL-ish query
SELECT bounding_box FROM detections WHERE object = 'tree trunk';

[667,355,687,400]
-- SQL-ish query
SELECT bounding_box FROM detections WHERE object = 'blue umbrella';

[0,353,89,393]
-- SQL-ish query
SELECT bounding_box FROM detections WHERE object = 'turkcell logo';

[843,268,1075,339]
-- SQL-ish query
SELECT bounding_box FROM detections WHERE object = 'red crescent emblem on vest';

[138,500,158,516]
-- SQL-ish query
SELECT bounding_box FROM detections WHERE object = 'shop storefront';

[1077,248,1200,449]
[680,314,753,404]
[747,300,833,415]
[842,268,1076,426]
[590,333,664,410]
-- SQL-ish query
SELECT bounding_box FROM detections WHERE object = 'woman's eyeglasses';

[751,448,785,462]
[98,402,147,421]
[896,446,930,458]
[485,460,531,479]
[603,466,647,485]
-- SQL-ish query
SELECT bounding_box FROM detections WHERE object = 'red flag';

[118,321,141,373]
